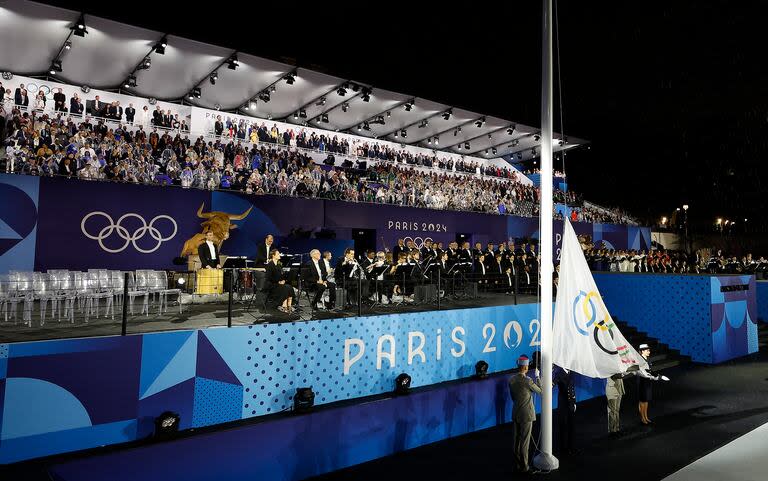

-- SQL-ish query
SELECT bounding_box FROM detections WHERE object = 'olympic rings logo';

[81,212,178,254]
[572,290,618,355]
[403,236,433,249]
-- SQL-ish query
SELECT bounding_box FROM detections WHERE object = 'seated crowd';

[0,83,639,224]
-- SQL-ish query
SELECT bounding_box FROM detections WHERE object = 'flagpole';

[533,0,559,472]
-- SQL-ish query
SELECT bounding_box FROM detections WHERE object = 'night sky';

[45,1,768,231]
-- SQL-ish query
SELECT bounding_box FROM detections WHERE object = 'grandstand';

[2,3,765,481]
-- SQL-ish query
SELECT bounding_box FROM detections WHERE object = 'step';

[653,359,683,371]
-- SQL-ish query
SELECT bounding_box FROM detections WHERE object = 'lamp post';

[682,205,689,254]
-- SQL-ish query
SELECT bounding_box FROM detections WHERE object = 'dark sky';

[45,1,768,230]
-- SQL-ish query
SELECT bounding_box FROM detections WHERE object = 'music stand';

[368,264,390,308]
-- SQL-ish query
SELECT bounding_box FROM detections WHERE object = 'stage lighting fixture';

[374,115,386,124]
[442,110,452,120]
[434,137,439,145]
[428,138,432,145]
[475,118,485,128]
[394,373,412,394]
[400,129,407,138]
[2,72,13,80]
[341,102,349,112]
[457,144,462,150]
[404,101,413,111]
[492,147,497,155]
[418,119,429,128]
[49,60,62,75]
[154,36,168,54]
[176,277,186,286]
[517,152,523,160]
[154,411,180,438]
[64,40,72,50]
[464,141,470,150]
[214,103,221,111]
[73,14,87,37]
[284,72,296,84]
[192,87,202,99]
[336,85,347,96]
[209,71,217,85]
[484,149,489,155]
[294,387,315,412]
[453,129,459,136]
[361,87,372,102]
[316,97,327,106]
[227,55,239,70]
[124,75,137,88]
[248,100,256,110]
[270,85,277,93]
[357,124,362,131]
[139,56,152,70]
[488,133,493,140]
[387,111,391,117]
[475,360,489,379]
[507,125,516,135]
[351,83,360,92]
[299,109,307,118]
[363,121,371,131]
[683,204,689,211]
[394,130,398,138]
[259,91,271,103]
[321,113,330,123]
[534,134,541,141]
[294,112,299,119]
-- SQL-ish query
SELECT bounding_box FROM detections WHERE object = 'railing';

[0,264,538,344]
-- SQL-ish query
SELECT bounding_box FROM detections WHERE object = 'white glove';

[535,369,540,379]
[661,375,670,381]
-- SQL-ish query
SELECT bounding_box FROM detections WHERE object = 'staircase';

[613,318,691,371]
[759,322,768,350]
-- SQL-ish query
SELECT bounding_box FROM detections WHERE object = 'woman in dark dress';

[637,343,669,425]
[265,250,294,312]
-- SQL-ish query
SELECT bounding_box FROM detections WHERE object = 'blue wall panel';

[757,281,768,322]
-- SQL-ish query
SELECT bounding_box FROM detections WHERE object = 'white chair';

[48,270,76,323]
[153,271,182,314]
[126,271,149,316]
[32,272,56,325]
[9,271,34,326]
[0,275,12,322]
[88,269,115,319]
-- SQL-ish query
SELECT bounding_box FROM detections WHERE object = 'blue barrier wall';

[757,281,768,322]
[593,273,758,364]
[0,303,588,463]
[48,371,604,481]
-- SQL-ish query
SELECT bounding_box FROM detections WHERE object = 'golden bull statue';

[181,203,253,257]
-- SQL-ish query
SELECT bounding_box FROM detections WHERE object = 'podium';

[196,268,224,295]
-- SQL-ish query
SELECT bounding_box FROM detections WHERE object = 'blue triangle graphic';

[0,218,21,240]
[139,331,194,397]
[140,332,197,399]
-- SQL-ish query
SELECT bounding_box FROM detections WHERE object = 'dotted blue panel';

[593,274,712,362]
[0,344,8,359]
[204,304,542,420]
[192,377,243,428]
[757,281,768,322]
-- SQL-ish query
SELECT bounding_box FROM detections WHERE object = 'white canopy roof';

[0,0,586,161]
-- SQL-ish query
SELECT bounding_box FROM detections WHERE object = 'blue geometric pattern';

[710,275,758,363]
[757,281,768,322]
[139,332,197,400]
[192,377,243,427]
[139,331,195,398]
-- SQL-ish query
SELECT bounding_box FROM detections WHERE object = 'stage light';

[475,360,489,379]
[442,110,452,120]
[357,124,362,131]
[228,55,239,70]
[428,138,432,145]
[394,373,411,394]
[176,277,185,286]
[64,40,72,50]
[507,125,516,135]
[394,130,398,138]
[683,204,689,211]
[418,119,429,128]
[434,137,439,145]
[299,109,307,118]
[400,129,407,138]
[49,60,62,75]
[475,118,485,128]
[191,87,201,99]
[361,88,371,102]
[492,147,497,155]
[284,72,296,85]
[124,75,137,88]
[457,144,462,150]
[249,100,256,110]
[154,36,168,54]
[661,217,667,225]
[484,149,489,155]
[214,103,221,111]
[464,141,470,150]
[534,134,541,142]
[294,112,299,120]
[363,121,371,131]
[387,111,391,117]
[517,152,523,160]
[341,102,349,112]
[2,72,13,80]
[321,113,330,123]
[154,411,180,438]
[258,91,271,102]
[336,85,347,96]
[294,387,315,412]
[404,101,413,111]
[716,218,722,225]
[316,97,327,106]
[138,56,152,70]
[73,14,87,37]
[351,83,360,92]
[453,129,459,136]
[209,71,217,85]
[488,133,493,140]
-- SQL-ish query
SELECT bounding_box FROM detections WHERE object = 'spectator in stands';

[53,88,66,112]
[33,91,46,112]
[69,93,83,116]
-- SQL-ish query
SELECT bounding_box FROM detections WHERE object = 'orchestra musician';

[386,253,409,301]
[335,248,367,307]
[306,249,336,309]
[265,250,295,313]
[198,231,221,269]
[255,234,275,266]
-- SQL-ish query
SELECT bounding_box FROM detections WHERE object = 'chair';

[8,271,34,326]
[32,272,56,325]
[153,271,182,314]
[126,271,149,316]
[85,270,115,319]
[48,270,76,323]
[0,275,12,323]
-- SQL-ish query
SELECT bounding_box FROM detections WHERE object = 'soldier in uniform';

[508,355,542,474]
[606,369,636,436]
[637,343,670,425]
